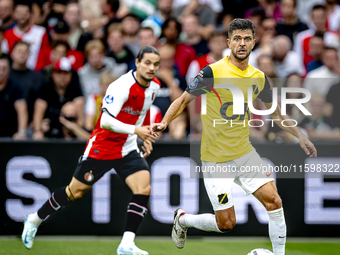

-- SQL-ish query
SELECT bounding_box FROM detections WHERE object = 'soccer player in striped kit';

[21,46,161,255]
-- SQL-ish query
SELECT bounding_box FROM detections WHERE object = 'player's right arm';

[151,65,214,134]
[100,83,153,141]
[152,91,193,133]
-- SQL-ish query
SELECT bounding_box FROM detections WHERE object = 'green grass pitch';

[1,237,340,255]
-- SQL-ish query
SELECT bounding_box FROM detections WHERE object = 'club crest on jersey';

[189,77,198,89]
[105,95,114,104]
[84,171,94,182]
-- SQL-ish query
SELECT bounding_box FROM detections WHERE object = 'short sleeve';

[102,83,129,118]
[257,76,273,103]
[185,65,214,97]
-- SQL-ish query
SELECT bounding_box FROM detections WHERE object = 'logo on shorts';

[84,171,94,182]
[218,193,229,204]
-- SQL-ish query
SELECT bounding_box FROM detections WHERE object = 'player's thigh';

[125,170,151,195]
[202,161,235,212]
[253,181,282,211]
[73,156,114,188]
[114,150,150,195]
[236,150,274,196]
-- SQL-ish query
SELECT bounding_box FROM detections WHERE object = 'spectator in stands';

[9,41,44,125]
[276,0,309,44]
[155,44,187,139]
[272,35,304,78]
[33,57,84,140]
[299,93,340,141]
[138,27,158,49]
[121,13,140,56]
[248,7,266,50]
[262,18,277,37]
[0,56,27,139]
[293,5,339,74]
[102,0,121,36]
[59,101,90,140]
[0,0,15,31]
[285,73,305,123]
[181,14,209,58]
[257,54,279,87]
[327,79,340,128]
[174,0,216,40]
[63,1,93,52]
[40,40,69,80]
[78,39,126,101]
[123,0,157,20]
[160,17,196,78]
[106,23,135,72]
[326,0,340,32]
[173,0,223,13]
[186,29,227,85]
[0,28,10,60]
[1,1,50,71]
[84,71,116,131]
[245,0,283,21]
[307,32,324,73]
[304,47,340,96]
[47,20,85,71]
[141,0,173,38]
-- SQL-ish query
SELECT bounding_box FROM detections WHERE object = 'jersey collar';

[132,70,150,89]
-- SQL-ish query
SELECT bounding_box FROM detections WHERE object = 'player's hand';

[135,126,154,141]
[141,139,153,158]
[150,123,167,137]
[299,136,317,158]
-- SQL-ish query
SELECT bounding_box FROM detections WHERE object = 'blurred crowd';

[1,0,340,142]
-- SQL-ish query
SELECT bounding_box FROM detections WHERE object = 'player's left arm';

[264,102,317,158]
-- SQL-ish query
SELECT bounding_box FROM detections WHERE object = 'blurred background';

[1,0,340,238]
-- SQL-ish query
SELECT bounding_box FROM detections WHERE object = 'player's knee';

[216,217,236,232]
[132,185,151,195]
[72,190,86,200]
[265,195,282,211]
[217,220,235,232]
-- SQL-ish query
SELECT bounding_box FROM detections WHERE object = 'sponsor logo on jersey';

[122,106,141,116]
[105,95,114,104]
[189,77,198,89]
[84,171,94,182]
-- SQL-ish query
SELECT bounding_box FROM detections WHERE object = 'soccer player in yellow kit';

[151,19,317,255]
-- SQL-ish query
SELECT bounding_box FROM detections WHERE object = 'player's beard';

[231,48,251,61]
[141,74,153,82]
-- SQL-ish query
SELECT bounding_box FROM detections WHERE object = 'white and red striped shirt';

[1,25,50,70]
[84,70,161,160]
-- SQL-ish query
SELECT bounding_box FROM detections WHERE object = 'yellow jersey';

[186,56,273,162]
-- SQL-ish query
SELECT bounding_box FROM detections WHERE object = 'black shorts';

[73,150,149,185]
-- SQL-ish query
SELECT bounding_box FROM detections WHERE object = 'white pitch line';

[1,236,340,243]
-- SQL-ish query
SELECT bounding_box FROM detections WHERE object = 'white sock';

[121,231,136,244]
[179,213,222,233]
[28,212,43,226]
[268,208,286,255]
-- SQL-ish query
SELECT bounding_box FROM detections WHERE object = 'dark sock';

[37,186,73,219]
[125,195,149,233]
